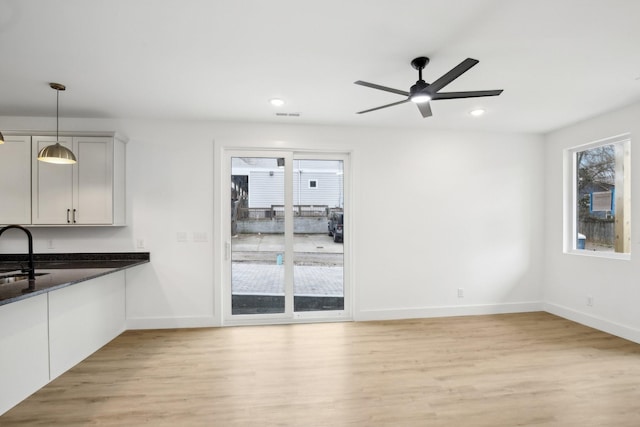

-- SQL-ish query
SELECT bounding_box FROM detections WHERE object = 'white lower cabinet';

[48,271,126,379]
[0,294,50,415]
[0,271,126,415]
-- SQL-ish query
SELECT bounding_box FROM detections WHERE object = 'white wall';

[543,101,640,343]
[0,116,545,328]
[352,129,544,319]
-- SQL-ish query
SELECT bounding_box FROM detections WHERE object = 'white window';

[566,134,630,258]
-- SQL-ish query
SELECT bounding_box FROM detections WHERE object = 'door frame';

[218,148,352,326]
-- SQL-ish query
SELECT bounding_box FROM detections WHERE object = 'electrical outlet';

[176,232,188,242]
[587,295,593,307]
[457,288,464,298]
[47,239,55,249]
[136,239,145,249]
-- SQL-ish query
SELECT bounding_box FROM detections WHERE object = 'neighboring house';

[232,158,343,210]
[578,181,614,220]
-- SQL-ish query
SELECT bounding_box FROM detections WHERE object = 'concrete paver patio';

[231,233,344,297]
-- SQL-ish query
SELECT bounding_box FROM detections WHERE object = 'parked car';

[328,212,343,243]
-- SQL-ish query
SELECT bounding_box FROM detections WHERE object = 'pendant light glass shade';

[0,131,5,144]
[37,82,77,164]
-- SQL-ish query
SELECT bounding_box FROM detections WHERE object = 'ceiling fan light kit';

[355,56,503,118]
[410,94,431,104]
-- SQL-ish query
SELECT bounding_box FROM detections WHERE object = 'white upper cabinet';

[31,136,75,224]
[31,133,126,226]
[0,135,32,225]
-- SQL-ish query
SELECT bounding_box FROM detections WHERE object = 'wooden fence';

[578,220,614,245]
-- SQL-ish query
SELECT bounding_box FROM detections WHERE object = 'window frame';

[564,133,631,260]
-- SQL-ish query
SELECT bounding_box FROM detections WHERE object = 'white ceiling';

[2,0,640,134]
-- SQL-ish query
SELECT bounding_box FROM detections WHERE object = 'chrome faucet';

[0,225,36,292]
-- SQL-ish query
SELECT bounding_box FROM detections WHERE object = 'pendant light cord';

[56,88,59,141]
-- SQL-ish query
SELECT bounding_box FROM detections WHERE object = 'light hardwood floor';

[2,312,640,426]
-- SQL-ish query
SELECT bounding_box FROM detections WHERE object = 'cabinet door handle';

[72,209,77,224]
[66,209,71,224]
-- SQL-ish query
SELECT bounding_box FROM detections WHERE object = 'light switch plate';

[193,232,208,242]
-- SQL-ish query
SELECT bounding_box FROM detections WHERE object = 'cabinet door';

[0,294,49,415]
[48,271,126,380]
[32,136,74,224]
[73,137,113,224]
[0,135,31,224]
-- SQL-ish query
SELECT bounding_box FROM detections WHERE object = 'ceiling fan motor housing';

[410,80,429,97]
[410,57,430,99]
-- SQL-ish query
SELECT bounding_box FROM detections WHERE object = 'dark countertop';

[0,252,150,306]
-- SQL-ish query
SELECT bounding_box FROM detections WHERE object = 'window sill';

[565,249,631,261]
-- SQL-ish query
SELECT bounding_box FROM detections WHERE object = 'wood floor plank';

[2,312,640,426]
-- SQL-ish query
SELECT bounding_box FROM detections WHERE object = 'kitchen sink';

[0,272,48,285]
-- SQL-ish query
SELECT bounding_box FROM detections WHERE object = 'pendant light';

[37,83,77,164]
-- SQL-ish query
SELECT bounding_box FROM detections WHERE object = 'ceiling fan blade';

[354,80,409,97]
[432,89,503,100]
[357,99,410,114]
[416,102,432,118]
[427,58,479,94]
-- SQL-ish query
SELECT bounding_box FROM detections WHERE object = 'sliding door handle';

[225,241,231,260]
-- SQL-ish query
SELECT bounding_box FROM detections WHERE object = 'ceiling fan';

[354,57,503,118]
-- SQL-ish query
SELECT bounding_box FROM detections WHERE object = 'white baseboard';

[125,303,640,346]
[126,315,218,330]
[355,301,543,322]
[543,302,640,344]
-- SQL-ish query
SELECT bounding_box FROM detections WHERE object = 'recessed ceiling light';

[469,109,485,117]
[270,98,285,107]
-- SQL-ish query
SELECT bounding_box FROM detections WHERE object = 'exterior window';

[570,135,630,255]
[308,179,318,189]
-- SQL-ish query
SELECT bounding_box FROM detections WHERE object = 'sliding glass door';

[224,150,348,323]
[292,159,344,312]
